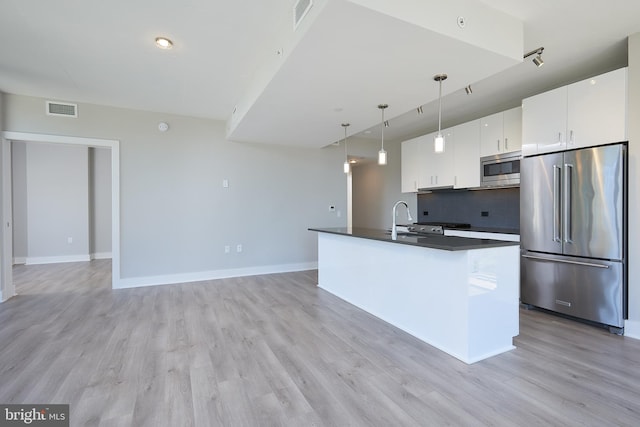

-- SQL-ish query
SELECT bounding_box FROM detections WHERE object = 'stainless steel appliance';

[480,151,521,188]
[408,222,471,235]
[520,143,627,333]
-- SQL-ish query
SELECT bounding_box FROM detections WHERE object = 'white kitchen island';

[310,228,520,364]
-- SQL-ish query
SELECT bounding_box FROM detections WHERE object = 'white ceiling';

[1,0,640,149]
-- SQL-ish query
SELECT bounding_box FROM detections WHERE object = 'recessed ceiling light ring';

[155,37,174,50]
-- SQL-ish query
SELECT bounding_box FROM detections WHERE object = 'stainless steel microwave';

[480,151,521,188]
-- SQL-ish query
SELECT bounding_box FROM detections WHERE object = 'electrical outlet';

[423,211,429,216]
[329,205,336,212]
[224,245,230,254]
[67,237,73,244]
[481,211,489,217]
[236,244,243,253]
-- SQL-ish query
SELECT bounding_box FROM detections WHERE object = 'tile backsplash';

[417,187,519,230]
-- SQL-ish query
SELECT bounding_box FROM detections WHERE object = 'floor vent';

[46,101,78,118]
[293,0,313,30]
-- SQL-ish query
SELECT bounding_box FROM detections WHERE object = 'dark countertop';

[309,227,520,251]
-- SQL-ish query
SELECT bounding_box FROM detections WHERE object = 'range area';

[407,222,471,235]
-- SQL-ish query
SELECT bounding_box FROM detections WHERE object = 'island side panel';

[317,232,519,364]
[465,246,520,363]
[317,232,471,362]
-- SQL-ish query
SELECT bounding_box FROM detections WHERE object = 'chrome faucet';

[392,200,413,240]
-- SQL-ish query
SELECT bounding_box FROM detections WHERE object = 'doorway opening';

[1,131,120,299]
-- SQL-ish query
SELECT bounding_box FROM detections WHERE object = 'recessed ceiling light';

[155,37,173,50]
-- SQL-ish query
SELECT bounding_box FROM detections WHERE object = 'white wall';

[626,33,640,337]
[3,94,346,285]
[89,147,111,258]
[0,91,13,301]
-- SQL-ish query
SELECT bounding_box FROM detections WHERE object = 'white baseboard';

[26,254,91,265]
[624,319,640,340]
[91,252,112,260]
[13,257,26,265]
[115,261,318,290]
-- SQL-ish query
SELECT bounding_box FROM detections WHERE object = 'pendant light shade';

[434,74,447,153]
[378,104,388,165]
[342,123,350,174]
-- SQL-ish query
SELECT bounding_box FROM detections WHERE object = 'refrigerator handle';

[564,163,573,243]
[522,254,610,269]
[553,165,562,242]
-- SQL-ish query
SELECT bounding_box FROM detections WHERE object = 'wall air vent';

[293,0,313,30]
[46,101,78,118]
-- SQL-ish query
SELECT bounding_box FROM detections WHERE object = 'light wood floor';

[2,260,640,426]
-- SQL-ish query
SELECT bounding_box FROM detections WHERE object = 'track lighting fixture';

[378,104,388,165]
[433,74,447,153]
[342,123,350,174]
[524,47,544,67]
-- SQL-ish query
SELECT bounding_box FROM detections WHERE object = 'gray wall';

[89,147,111,257]
[26,143,89,260]
[12,143,112,263]
[10,142,26,261]
[351,137,415,229]
[3,94,346,280]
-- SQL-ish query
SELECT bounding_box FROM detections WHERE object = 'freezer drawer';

[521,253,624,328]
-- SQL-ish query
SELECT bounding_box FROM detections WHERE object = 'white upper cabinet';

[480,112,503,156]
[521,86,567,155]
[480,107,522,157]
[566,68,627,149]
[502,107,523,153]
[424,129,456,189]
[401,135,424,193]
[522,67,627,156]
[401,131,455,192]
[453,120,481,189]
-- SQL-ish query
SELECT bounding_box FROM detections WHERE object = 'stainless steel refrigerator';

[520,143,627,332]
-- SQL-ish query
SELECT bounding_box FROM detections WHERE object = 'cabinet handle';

[569,130,574,144]
[558,132,563,143]
[505,138,508,150]
[497,139,500,151]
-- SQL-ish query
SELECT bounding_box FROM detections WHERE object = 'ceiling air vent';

[46,101,78,118]
[293,0,313,30]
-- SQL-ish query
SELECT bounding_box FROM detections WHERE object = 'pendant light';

[378,104,388,165]
[342,123,350,174]
[433,74,447,153]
